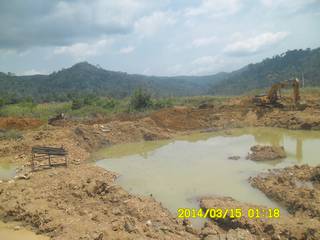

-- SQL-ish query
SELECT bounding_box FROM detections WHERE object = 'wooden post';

[32,153,35,171]
[48,154,51,167]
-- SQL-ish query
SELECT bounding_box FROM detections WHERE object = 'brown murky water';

[95,128,320,216]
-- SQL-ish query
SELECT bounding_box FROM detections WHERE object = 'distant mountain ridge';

[0,47,319,102]
[210,47,320,95]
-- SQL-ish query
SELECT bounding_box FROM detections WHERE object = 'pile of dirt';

[0,117,43,130]
[247,145,286,161]
[250,165,320,220]
[0,165,198,240]
[200,196,320,240]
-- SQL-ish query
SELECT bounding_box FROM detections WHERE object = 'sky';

[0,0,319,76]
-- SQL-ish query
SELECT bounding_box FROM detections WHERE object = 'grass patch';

[0,129,23,140]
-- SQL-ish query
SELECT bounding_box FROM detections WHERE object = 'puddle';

[95,127,320,222]
[0,159,16,180]
[0,221,49,240]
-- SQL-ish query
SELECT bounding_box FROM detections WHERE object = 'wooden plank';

[32,146,67,156]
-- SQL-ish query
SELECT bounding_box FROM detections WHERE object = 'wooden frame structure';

[31,146,68,171]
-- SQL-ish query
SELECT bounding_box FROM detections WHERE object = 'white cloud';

[261,0,317,10]
[190,55,225,75]
[119,46,135,54]
[166,64,184,75]
[52,0,157,30]
[134,11,176,37]
[185,0,241,17]
[53,38,114,59]
[20,69,46,76]
[192,36,218,48]
[224,32,289,55]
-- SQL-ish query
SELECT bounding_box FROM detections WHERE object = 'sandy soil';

[1,96,320,239]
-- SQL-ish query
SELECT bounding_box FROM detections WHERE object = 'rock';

[300,122,312,130]
[124,220,136,233]
[146,220,152,226]
[226,229,256,240]
[198,103,214,109]
[247,145,286,161]
[17,173,31,180]
[228,155,240,160]
[185,225,199,235]
[92,232,104,240]
[203,235,221,240]
[14,226,21,231]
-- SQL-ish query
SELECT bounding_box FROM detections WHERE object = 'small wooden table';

[31,146,68,171]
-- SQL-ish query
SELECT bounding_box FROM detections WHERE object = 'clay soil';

[1,95,320,240]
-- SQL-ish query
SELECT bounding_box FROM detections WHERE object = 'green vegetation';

[0,129,23,140]
[0,47,319,120]
[0,62,219,103]
[0,91,231,120]
[0,48,319,102]
[211,48,320,95]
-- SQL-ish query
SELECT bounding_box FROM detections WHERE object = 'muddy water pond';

[95,128,320,217]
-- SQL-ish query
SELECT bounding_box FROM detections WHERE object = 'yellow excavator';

[253,78,300,107]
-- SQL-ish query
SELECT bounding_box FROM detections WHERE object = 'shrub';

[152,98,173,109]
[71,98,84,110]
[129,89,153,111]
[0,129,23,140]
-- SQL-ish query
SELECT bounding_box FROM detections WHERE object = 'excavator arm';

[253,78,300,107]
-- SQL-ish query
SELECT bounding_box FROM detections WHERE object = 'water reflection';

[95,127,320,217]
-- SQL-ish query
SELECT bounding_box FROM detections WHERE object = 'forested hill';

[210,47,320,95]
[0,62,225,102]
[0,47,319,102]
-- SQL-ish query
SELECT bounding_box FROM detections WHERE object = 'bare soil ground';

[200,196,320,240]
[250,165,320,221]
[1,95,320,239]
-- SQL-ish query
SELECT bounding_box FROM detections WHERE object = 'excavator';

[253,78,300,107]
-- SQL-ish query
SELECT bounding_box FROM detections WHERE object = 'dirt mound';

[0,117,43,130]
[250,165,320,220]
[200,196,320,240]
[0,165,198,240]
[247,145,286,161]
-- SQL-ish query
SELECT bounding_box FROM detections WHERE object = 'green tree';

[71,98,84,110]
[129,89,152,111]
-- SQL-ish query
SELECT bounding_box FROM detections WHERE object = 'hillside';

[0,63,225,102]
[0,47,319,102]
[211,47,320,95]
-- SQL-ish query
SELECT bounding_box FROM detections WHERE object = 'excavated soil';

[250,165,320,220]
[247,145,286,161]
[0,117,43,130]
[200,196,320,240]
[1,96,320,239]
[0,165,198,240]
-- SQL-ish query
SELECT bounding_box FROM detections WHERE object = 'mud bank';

[250,165,320,220]
[200,196,320,240]
[0,165,198,240]
[0,97,320,239]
